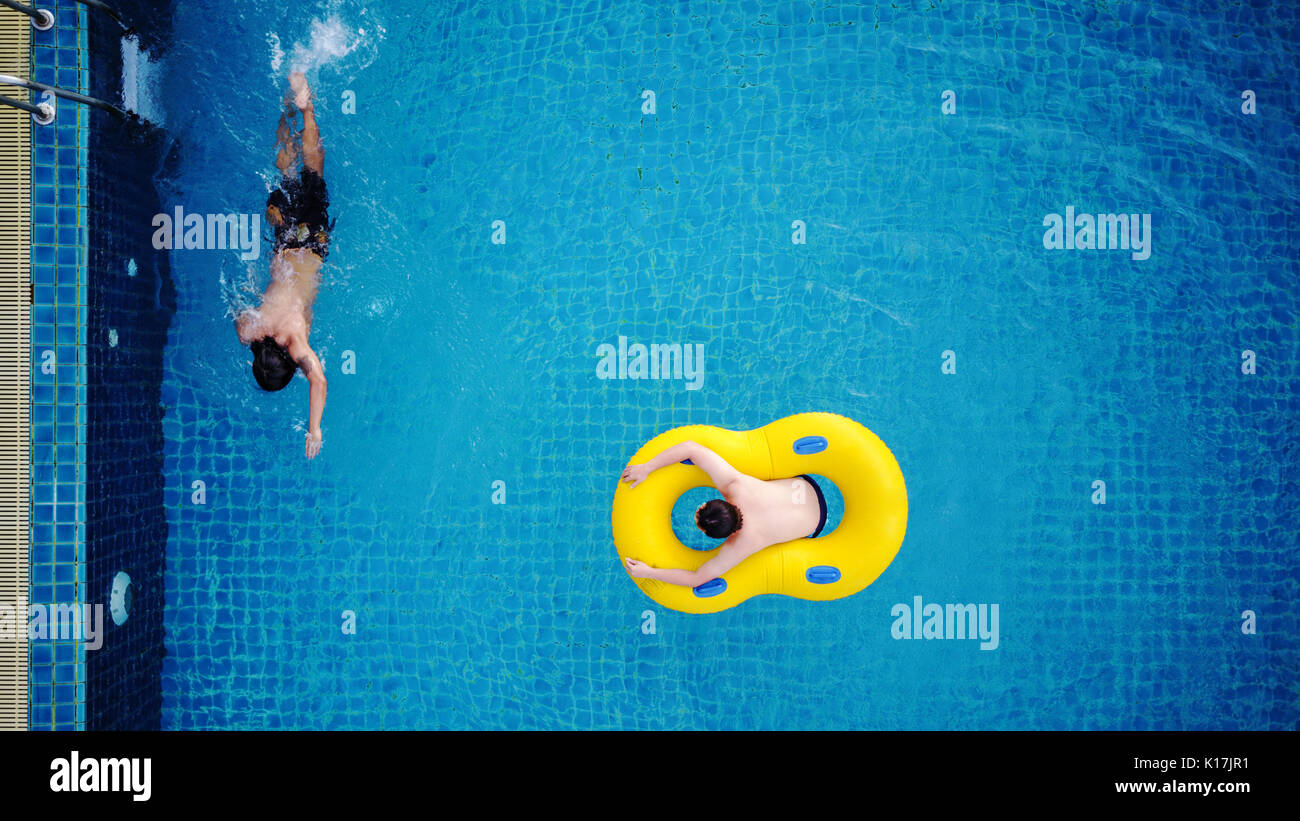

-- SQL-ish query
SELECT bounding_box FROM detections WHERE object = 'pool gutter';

[0,9,32,732]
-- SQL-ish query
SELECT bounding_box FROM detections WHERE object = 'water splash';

[268,32,284,74]
[279,15,376,76]
[220,255,267,322]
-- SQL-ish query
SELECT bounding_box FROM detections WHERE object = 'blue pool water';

[145,1,1297,729]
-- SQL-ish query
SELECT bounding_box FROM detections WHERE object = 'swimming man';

[236,71,333,459]
[620,440,827,587]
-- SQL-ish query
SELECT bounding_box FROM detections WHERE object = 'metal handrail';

[0,92,52,123]
[0,0,54,30]
[1,0,134,35]
[0,73,139,123]
[74,0,132,35]
[1,0,144,124]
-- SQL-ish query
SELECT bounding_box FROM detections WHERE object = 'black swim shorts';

[266,167,334,260]
[798,474,829,537]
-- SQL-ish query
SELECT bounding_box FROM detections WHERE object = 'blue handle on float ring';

[693,578,727,598]
[806,565,841,584]
[793,436,827,455]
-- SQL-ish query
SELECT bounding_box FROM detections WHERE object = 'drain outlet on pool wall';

[109,572,133,626]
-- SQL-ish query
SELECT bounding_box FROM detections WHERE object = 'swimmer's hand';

[305,428,322,460]
[621,463,651,488]
[624,558,655,579]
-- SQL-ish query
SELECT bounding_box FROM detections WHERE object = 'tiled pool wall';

[28,0,88,732]
[82,0,175,731]
[29,0,175,730]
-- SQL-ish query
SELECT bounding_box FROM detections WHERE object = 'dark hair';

[696,499,742,539]
[251,336,296,391]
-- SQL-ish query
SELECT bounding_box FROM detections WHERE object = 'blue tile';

[34,123,56,146]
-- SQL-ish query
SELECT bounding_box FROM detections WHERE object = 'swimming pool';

[99,0,1300,729]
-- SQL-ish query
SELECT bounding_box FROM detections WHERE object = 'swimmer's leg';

[274,104,299,176]
[290,71,324,174]
[300,102,323,174]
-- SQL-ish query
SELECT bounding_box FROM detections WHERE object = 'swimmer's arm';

[296,346,327,459]
[621,440,743,491]
[625,540,748,588]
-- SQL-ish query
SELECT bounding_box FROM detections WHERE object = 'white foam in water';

[287,16,362,75]
[120,34,163,126]
[268,32,284,74]
[268,10,385,87]
[221,256,269,322]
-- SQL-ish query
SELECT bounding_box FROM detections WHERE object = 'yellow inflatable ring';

[612,412,908,613]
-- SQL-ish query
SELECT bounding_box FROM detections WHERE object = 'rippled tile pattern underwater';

[148,1,1296,729]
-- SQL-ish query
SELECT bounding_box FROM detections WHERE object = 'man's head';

[251,336,296,391]
[695,499,742,539]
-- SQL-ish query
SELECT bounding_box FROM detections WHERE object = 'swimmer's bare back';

[619,441,822,587]
[235,71,329,460]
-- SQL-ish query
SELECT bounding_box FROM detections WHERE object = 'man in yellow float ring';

[619,440,828,587]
